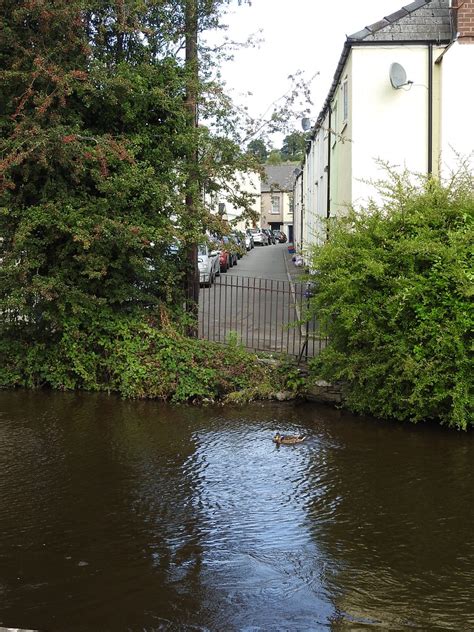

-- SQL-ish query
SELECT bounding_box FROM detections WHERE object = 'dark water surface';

[0,391,473,631]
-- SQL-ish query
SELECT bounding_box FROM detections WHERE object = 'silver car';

[249,228,268,246]
[198,244,220,286]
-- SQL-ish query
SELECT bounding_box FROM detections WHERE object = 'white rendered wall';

[330,53,353,217]
[293,172,303,249]
[440,41,474,175]
[282,191,293,226]
[310,121,329,246]
[305,141,315,249]
[214,171,261,231]
[351,45,441,208]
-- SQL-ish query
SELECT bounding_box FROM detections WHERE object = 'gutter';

[435,36,457,63]
[311,41,351,137]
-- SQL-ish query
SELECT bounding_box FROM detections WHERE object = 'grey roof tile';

[261,165,297,192]
[367,19,391,33]
[403,0,428,11]
[348,0,451,42]
[349,27,372,40]
[384,8,409,23]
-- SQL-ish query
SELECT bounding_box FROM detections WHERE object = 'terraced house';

[294,0,474,251]
[261,164,296,242]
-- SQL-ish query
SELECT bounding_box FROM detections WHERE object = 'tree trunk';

[184,0,200,335]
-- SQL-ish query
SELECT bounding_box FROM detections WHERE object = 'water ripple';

[1,393,474,631]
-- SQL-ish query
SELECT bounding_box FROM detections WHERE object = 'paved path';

[198,243,314,357]
[226,243,291,282]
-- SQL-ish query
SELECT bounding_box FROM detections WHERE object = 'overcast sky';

[214,0,402,145]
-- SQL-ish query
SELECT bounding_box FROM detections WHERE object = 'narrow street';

[198,243,314,357]
[226,242,291,281]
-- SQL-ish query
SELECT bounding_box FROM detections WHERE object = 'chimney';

[452,0,474,43]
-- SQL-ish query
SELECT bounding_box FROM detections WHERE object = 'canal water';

[0,390,473,631]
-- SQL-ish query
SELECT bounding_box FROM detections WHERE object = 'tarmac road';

[226,242,290,282]
[199,242,311,356]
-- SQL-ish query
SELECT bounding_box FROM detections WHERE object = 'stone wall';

[304,379,344,405]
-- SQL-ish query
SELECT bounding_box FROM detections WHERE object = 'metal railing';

[198,275,327,360]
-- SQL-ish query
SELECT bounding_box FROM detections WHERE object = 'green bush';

[0,309,276,404]
[306,170,473,429]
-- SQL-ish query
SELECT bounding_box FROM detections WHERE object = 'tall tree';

[280,130,308,162]
[266,149,282,165]
[0,0,311,389]
[0,1,191,351]
[247,138,269,162]
[184,0,200,323]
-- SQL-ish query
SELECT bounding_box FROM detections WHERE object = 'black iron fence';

[198,275,327,360]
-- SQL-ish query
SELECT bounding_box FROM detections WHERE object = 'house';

[294,0,474,252]
[207,171,261,232]
[261,164,297,241]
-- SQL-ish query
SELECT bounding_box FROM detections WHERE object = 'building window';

[288,193,294,214]
[342,79,349,123]
[332,100,338,147]
[271,195,281,214]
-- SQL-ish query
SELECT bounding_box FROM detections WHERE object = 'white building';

[260,165,296,241]
[209,171,261,232]
[294,0,474,253]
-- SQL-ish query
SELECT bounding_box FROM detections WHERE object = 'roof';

[349,0,452,43]
[261,165,297,193]
[312,0,453,138]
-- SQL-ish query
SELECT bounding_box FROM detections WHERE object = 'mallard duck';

[273,432,306,445]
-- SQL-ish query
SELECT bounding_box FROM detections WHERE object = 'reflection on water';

[0,391,473,631]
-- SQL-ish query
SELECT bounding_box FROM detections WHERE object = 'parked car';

[262,228,276,244]
[273,230,287,243]
[245,230,255,249]
[221,236,238,267]
[209,237,231,273]
[198,243,220,286]
[218,247,230,272]
[248,228,268,246]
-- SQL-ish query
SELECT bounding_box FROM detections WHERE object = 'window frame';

[342,78,349,124]
[270,194,281,215]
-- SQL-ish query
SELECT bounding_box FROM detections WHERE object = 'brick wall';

[452,0,474,43]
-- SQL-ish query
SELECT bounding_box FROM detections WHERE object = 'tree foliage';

[280,130,308,162]
[306,170,473,429]
[247,138,268,162]
[257,131,308,164]
[1,310,280,402]
[0,5,253,343]
[1,1,192,333]
[0,0,312,398]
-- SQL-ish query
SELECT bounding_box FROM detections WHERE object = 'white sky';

[214,0,403,146]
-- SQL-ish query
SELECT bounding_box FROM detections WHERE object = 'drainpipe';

[300,170,304,249]
[428,43,433,175]
[326,108,332,240]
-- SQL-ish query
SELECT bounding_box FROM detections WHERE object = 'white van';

[198,244,220,286]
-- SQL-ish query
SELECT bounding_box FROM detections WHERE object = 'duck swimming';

[273,432,306,445]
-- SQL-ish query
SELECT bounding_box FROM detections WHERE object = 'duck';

[272,432,306,445]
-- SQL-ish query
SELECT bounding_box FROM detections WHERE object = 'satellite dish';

[301,117,312,132]
[389,63,408,89]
